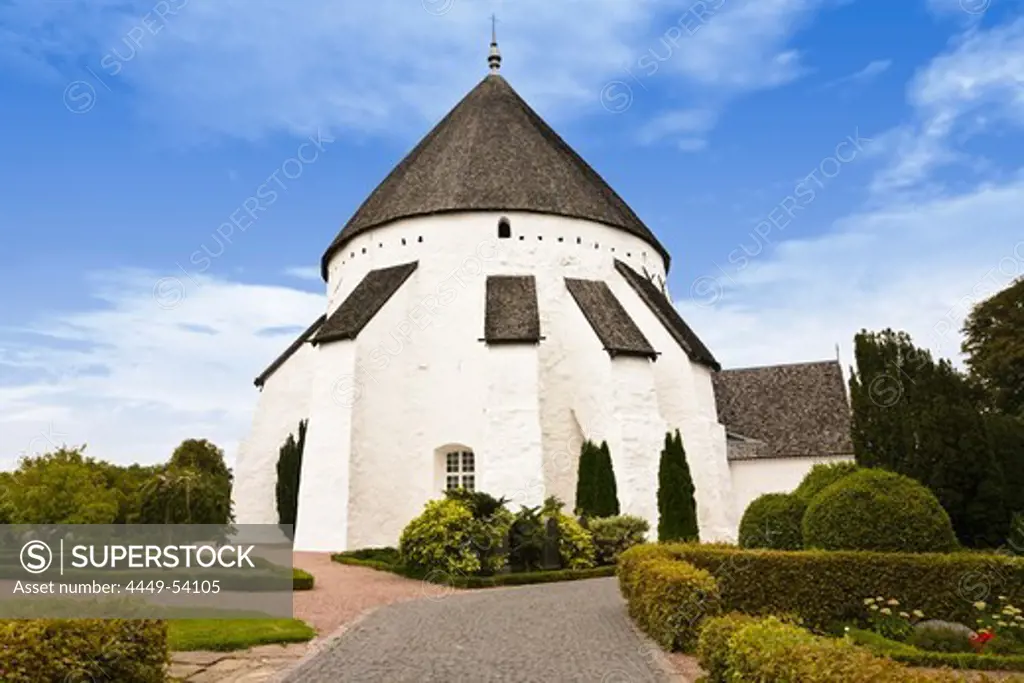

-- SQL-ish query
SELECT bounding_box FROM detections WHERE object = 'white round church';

[233,40,855,553]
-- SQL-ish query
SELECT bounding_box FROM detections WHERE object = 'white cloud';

[871,18,1024,195]
[283,266,322,281]
[822,58,891,90]
[0,0,832,141]
[678,177,1024,372]
[636,108,717,146]
[0,270,324,470]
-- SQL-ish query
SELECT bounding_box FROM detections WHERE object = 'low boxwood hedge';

[292,567,314,590]
[616,548,722,652]
[0,618,168,682]
[631,543,1024,631]
[848,627,1024,672]
[695,612,758,682]
[715,616,972,682]
[332,550,614,587]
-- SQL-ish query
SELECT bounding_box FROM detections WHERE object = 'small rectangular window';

[446,475,459,490]
[463,475,475,491]
[462,452,474,472]
[446,453,459,473]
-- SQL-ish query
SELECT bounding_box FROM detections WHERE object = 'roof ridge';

[719,358,842,374]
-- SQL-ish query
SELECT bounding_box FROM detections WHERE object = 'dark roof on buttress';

[614,259,720,371]
[712,360,854,460]
[565,277,657,360]
[484,275,541,344]
[321,74,669,279]
[312,262,418,345]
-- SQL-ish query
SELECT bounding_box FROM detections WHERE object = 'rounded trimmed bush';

[802,469,958,553]
[738,493,806,550]
[399,497,513,576]
[793,461,859,502]
[628,558,722,652]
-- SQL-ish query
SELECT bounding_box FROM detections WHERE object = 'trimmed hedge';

[696,613,758,682]
[0,618,168,682]
[738,493,806,550]
[793,461,859,502]
[803,468,959,553]
[616,548,721,652]
[719,616,967,682]
[292,567,314,590]
[633,543,1024,631]
[332,551,614,587]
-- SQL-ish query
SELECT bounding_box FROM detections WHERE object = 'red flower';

[970,631,994,652]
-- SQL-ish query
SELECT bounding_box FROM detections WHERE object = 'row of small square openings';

[342,236,424,264]
[496,217,645,259]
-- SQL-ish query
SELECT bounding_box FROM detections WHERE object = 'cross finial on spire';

[488,14,502,73]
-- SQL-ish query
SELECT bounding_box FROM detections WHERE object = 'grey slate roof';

[253,315,326,388]
[614,259,720,371]
[321,74,669,279]
[564,278,657,359]
[485,275,541,343]
[712,360,854,460]
[313,262,418,345]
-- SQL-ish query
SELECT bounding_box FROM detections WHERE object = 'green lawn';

[167,618,316,652]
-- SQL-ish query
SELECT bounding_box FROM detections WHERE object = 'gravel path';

[291,552,454,636]
[283,577,676,683]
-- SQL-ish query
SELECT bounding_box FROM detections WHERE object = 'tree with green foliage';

[137,466,232,525]
[658,429,699,542]
[276,420,307,531]
[575,440,619,518]
[849,329,1009,547]
[963,277,1024,419]
[5,447,119,524]
[594,441,620,517]
[986,414,1024,521]
[137,439,233,526]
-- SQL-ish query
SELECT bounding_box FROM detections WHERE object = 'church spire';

[488,14,502,73]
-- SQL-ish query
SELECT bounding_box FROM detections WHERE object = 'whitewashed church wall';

[293,340,356,552]
[315,211,671,549]
[232,340,318,527]
[729,454,855,522]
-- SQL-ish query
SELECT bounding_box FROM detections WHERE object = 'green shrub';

[793,461,859,502]
[587,515,649,565]
[0,618,168,682]
[624,557,721,652]
[803,468,959,553]
[544,497,596,570]
[398,497,513,576]
[724,617,958,682]
[738,493,806,550]
[636,543,1024,632]
[338,546,400,564]
[508,505,547,572]
[292,567,314,591]
[696,613,758,682]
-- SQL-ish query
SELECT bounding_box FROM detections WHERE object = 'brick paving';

[282,577,682,682]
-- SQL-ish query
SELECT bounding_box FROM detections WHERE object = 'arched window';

[497,217,511,239]
[436,445,476,491]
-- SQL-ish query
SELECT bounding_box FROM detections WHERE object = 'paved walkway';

[282,577,680,682]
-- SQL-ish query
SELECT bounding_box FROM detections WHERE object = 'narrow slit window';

[498,217,512,239]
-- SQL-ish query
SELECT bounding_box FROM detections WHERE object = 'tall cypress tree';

[593,440,620,517]
[574,440,599,517]
[276,419,307,533]
[658,430,699,542]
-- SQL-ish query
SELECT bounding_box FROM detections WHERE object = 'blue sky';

[2,0,1023,467]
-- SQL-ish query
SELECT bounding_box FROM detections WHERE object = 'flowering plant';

[972,597,1024,652]
[863,596,923,641]
[970,630,994,653]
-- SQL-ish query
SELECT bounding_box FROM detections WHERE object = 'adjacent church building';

[232,37,854,552]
